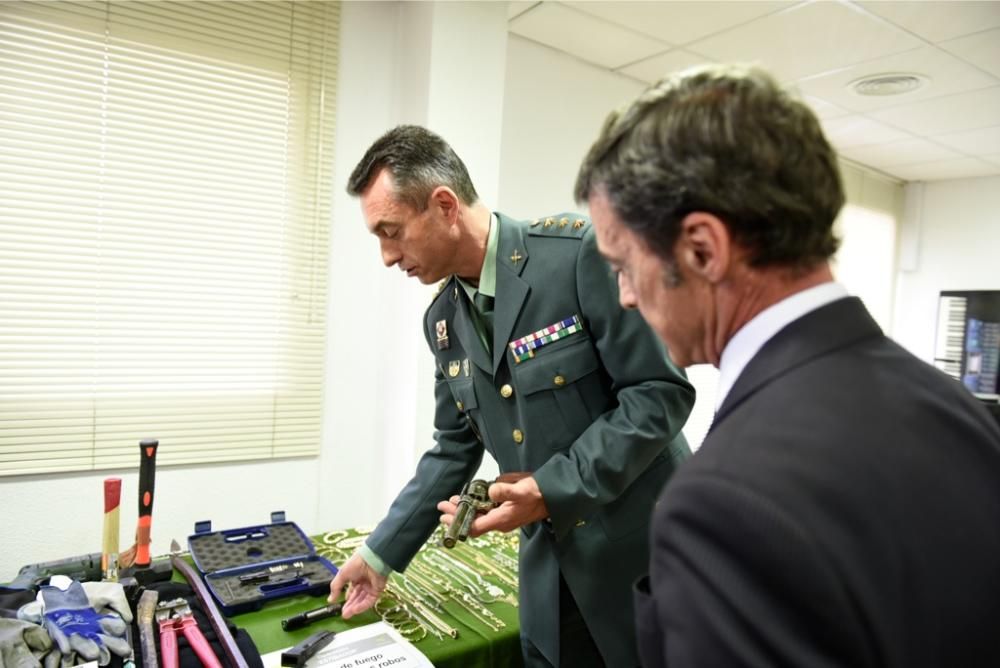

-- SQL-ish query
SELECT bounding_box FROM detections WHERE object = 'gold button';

[500,384,513,399]
[553,375,566,387]
[512,429,524,444]
[575,519,586,527]
[456,401,464,411]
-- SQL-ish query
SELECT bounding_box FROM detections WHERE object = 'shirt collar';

[716,281,849,410]
[457,212,498,300]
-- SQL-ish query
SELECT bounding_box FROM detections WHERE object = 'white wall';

[892,176,1000,361]
[0,459,319,581]
[835,162,904,332]
[498,36,645,217]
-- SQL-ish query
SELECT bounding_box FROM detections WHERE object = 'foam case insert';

[187,512,337,616]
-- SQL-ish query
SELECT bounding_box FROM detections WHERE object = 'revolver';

[441,479,496,548]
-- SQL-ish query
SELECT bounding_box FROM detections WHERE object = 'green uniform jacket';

[366,213,694,666]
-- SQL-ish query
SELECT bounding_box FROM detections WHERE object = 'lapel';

[443,278,492,374]
[492,213,530,373]
[712,297,882,430]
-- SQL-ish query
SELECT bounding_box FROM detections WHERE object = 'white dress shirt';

[716,282,849,411]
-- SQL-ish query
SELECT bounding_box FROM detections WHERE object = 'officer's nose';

[380,240,401,268]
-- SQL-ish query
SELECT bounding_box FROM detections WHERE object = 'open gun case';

[187,512,337,616]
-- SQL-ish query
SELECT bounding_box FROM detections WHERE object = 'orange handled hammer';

[134,438,159,567]
[120,439,159,569]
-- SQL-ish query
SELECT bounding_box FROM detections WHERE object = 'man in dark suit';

[575,64,1000,668]
[328,125,695,667]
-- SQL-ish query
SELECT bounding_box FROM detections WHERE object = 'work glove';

[18,580,132,627]
[0,618,52,668]
[38,581,130,667]
[76,584,131,625]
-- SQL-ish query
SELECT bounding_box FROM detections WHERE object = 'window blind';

[0,0,339,475]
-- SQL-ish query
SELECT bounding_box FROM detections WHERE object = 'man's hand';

[327,552,387,619]
[442,475,549,536]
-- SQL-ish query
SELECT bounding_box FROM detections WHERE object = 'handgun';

[441,479,495,548]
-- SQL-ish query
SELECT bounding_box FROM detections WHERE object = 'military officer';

[328,125,694,667]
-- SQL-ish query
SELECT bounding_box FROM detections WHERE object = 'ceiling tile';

[509,2,669,69]
[891,157,1000,181]
[837,137,961,169]
[933,126,1000,155]
[940,28,1000,79]
[821,114,911,149]
[796,45,997,113]
[566,1,791,45]
[688,2,924,82]
[618,49,709,84]
[858,1,1000,43]
[801,94,851,120]
[870,85,1000,135]
[887,157,1000,181]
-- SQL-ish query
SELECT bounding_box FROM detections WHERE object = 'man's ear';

[428,186,460,223]
[677,212,731,283]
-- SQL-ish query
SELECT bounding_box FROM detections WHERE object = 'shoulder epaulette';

[528,213,588,238]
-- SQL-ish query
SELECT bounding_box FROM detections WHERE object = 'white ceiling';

[508,0,1000,182]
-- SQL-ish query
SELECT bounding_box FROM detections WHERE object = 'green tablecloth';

[222,529,523,668]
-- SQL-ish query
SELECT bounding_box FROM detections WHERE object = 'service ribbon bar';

[509,315,583,364]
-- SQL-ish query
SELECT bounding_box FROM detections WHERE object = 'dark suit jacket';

[635,296,1000,667]
[366,213,695,666]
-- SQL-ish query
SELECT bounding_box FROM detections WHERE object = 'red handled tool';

[156,598,223,668]
[102,477,122,581]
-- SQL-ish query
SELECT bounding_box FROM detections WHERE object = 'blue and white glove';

[39,581,129,667]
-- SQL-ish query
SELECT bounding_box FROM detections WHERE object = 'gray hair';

[347,125,479,211]
[575,63,843,270]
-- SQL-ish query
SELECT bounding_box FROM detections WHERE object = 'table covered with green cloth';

[228,527,524,668]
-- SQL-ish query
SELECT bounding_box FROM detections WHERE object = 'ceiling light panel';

[859,1,1000,44]
[798,46,996,112]
[690,1,924,82]
[566,1,791,45]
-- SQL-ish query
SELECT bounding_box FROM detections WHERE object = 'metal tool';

[281,602,342,632]
[4,552,102,590]
[136,589,160,668]
[239,561,305,586]
[156,598,223,668]
[170,539,249,668]
[280,630,336,668]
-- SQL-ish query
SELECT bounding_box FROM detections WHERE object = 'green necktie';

[473,291,495,351]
